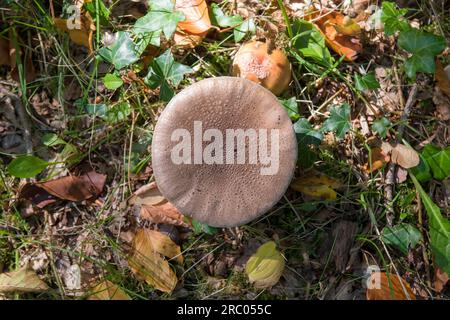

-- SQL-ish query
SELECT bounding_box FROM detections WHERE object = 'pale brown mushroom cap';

[151,77,297,227]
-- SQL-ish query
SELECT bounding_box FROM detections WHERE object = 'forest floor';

[0,0,449,300]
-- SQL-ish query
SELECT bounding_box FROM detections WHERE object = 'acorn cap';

[151,77,297,227]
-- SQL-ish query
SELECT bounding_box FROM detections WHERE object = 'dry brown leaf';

[7,30,37,83]
[434,268,449,293]
[19,170,106,208]
[88,280,131,300]
[435,59,450,98]
[0,37,9,66]
[290,171,342,200]
[364,147,390,173]
[366,272,416,300]
[141,202,189,228]
[381,142,420,169]
[128,228,178,293]
[0,266,49,293]
[175,0,211,35]
[174,31,206,49]
[129,181,165,206]
[309,11,362,61]
[54,12,95,53]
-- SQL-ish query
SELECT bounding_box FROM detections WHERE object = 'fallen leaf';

[174,31,206,48]
[366,272,416,300]
[0,37,9,66]
[0,266,49,293]
[54,12,95,53]
[128,228,178,293]
[364,147,390,173]
[434,268,449,293]
[435,59,450,98]
[381,142,420,169]
[129,181,165,206]
[309,11,362,61]
[8,30,36,83]
[88,280,131,300]
[144,229,184,264]
[245,241,285,289]
[141,201,189,228]
[290,171,342,200]
[175,0,211,35]
[19,169,106,208]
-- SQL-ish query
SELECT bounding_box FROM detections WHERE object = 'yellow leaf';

[328,15,361,36]
[88,280,131,300]
[245,241,285,288]
[290,172,342,200]
[0,266,49,293]
[53,13,95,53]
[128,229,178,293]
[145,229,184,264]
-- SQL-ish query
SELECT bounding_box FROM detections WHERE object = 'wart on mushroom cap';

[151,77,297,227]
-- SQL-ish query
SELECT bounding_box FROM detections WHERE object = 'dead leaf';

[8,31,37,83]
[364,147,390,173]
[0,266,49,293]
[382,142,420,169]
[309,11,362,61]
[366,272,416,300]
[144,229,184,264]
[141,202,189,228]
[0,37,9,66]
[129,181,165,206]
[435,59,450,98]
[19,169,106,208]
[434,268,449,293]
[54,12,95,53]
[174,31,206,48]
[290,171,343,200]
[89,280,131,300]
[128,228,178,293]
[175,0,211,35]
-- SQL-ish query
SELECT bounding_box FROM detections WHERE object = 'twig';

[384,83,418,226]
[0,88,33,155]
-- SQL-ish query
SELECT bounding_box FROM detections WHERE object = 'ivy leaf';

[233,18,255,42]
[380,1,409,36]
[103,73,123,90]
[372,117,391,138]
[411,173,450,275]
[410,154,432,183]
[291,19,334,67]
[280,97,300,121]
[7,155,49,178]
[294,119,323,146]
[321,103,351,139]
[355,73,380,92]
[133,0,185,40]
[192,220,218,235]
[398,29,446,79]
[381,223,422,254]
[144,49,193,101]
[421,144,450,180]
[210,3,242,28]
[98,31,139,70]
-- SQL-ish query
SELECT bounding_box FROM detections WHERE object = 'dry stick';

[384,83,418,226]
[0,88,33,155]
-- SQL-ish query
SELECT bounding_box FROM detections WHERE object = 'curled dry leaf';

[308,11,362,61]
[54,12,95,53]
[245,241,285,289]
[128,228,178,293]
[366,272,416,300]
[434,268,449,293]
[381,142,420,169]
[129,181,165,206]
[0,266,49,293]
[88,280,131,300]
[290,171,343,200]
[364,147,390,173]
[174,0,211,48]
[19,170,106,208]
[435,59,450,98]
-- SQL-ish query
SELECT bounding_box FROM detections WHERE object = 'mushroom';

[151,77,297,227]
[232,41,291,96]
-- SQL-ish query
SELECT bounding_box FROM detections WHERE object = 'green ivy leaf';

[294,118,323,146]
[291,19,334,67]
[280,97,300,122]
[372,117,391,138]
[398,29,446,79]
[411,173,450,275]
[354,73,380,92]
[233,18,255,42]
[42,133,66,147]
[103,73,124,90]
[192,220,218,235]
[381,223,422,254]
[210,3,242,28]
[421,144,450,180]
[380,1,409,36]
[133,0,185,40]
[106,102,131,124]
[321,103,351,139]
[98,31,139,70]
[144,49,193,101]
[7,155,49,178]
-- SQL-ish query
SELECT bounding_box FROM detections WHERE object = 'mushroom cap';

[151,77,297,227]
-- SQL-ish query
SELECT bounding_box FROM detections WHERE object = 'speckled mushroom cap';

[151,77,297,227]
